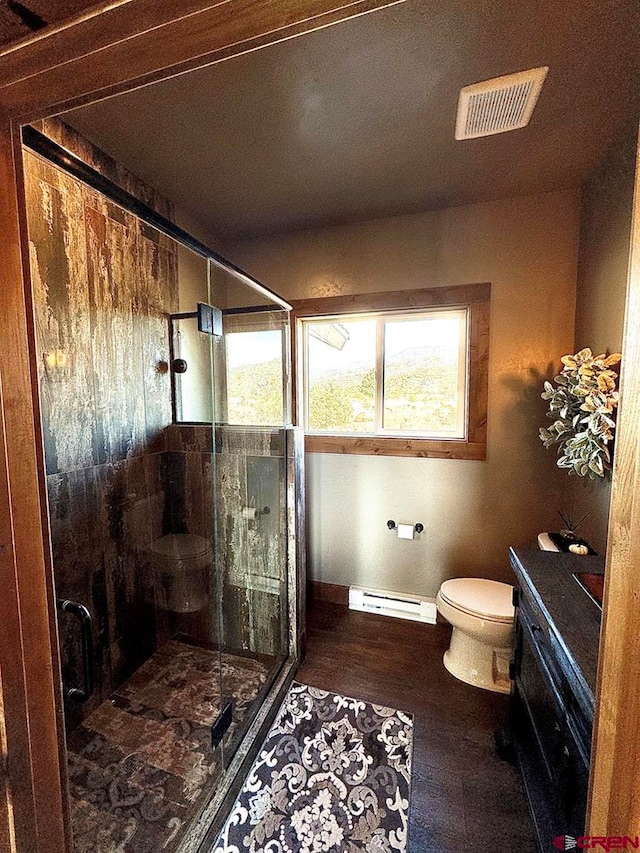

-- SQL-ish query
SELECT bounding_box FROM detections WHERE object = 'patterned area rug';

[67,639,270,853]
[213,682,413,853]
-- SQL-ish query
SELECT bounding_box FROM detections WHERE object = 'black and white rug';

[212,682,413,853]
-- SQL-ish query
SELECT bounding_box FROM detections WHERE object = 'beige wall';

[562,127,637,555]
[174,209,234,423]
[174,244,213,422]
[230,190,580,596]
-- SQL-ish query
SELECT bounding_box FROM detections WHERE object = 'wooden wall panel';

[0,115,68,853]
[218,435,287,658]
[588,126,640,834]
[0,669,16,852]
[139,225,178,449]
[287,427,307,659]
[85,202,146,462]
[164,424,290,658]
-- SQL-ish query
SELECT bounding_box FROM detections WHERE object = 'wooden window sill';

[304,434,486,459]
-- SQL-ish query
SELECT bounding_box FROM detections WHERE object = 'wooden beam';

[0,671,17,853]
[588,124,640,834]
[0,0,407,119]
[304,435,487,458]
[0,427,32,853]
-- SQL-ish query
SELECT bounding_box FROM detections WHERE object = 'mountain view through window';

[303,310,468,437]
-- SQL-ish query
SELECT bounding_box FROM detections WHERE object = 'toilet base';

[443,626,511,694]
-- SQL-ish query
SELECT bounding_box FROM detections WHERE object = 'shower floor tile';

[66,639,272,853]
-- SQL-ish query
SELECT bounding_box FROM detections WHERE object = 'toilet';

[436,578,515,694]
[147,533,212,613]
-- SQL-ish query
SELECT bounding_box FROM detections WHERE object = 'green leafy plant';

[539,348,621,479]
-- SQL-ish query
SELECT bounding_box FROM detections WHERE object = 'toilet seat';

[439,578,514,624]
[147,534,212,613]
[148,533,212,561]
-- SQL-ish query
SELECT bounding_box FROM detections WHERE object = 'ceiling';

[63,0,640,240]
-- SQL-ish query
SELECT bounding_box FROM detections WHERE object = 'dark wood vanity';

[508,546,604,849]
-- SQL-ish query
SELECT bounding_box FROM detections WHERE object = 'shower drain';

[120,753,147,776]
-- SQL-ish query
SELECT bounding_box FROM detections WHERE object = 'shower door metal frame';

[0,3,394,851]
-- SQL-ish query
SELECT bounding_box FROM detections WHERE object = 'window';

[225,328,285,426]
[222,310,290,426]
[303,309,468,437]
[171,310,289,427]
[291,283,489,459]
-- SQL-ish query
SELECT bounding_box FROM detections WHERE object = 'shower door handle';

[57,599,95,702]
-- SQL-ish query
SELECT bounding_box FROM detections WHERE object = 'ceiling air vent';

[455,66,549,140]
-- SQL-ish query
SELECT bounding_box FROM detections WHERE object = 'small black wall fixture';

[171,358,188,374]
[197,303,223,337]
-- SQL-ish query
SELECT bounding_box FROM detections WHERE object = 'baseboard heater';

[348,586,437,624]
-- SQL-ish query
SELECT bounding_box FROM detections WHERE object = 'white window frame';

[300,307,469,440]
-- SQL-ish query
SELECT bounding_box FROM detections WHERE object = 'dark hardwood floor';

[297,600,536,853]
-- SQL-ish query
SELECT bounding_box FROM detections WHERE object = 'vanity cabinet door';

[518,622,564,783]
[512,586,590,844]
[556,733,588,833]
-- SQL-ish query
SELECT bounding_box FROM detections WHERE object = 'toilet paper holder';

[387,519,424,534]
[242,506,271,520]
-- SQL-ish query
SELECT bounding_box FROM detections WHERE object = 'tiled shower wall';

[25,123,180,728]
[164,424,288,658]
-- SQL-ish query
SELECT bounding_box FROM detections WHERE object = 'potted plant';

[539,348,621,479]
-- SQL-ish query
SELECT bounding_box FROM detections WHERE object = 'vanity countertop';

[509,545,604,718]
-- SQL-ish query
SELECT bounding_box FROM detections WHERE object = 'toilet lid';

[439,578,514,623]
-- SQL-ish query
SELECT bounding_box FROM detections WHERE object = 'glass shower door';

[23,120,296,853]
[209,260,292,759]
[23,143,225,853]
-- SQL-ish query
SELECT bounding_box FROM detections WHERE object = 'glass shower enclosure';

[22,124,300,853]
